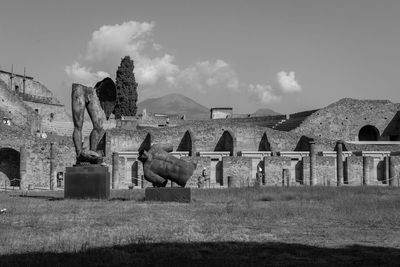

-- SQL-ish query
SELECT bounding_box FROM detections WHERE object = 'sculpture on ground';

[72,83,108,164]
[138,144,197,187]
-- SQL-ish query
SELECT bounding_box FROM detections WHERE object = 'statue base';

[145,187,192,203]
[65,165,110,199]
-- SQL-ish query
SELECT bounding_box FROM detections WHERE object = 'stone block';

[65,165,110,199]
[145,187,192,203]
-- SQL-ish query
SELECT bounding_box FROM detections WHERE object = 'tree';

[114,56,138,119]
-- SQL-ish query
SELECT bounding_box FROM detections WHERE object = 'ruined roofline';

[0,69,34,80]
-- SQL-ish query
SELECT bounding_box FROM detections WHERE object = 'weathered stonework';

[302,156,336,186]
[222,156,253,187]
[264,156,291,186]
[181,156,211,188]
[345,156,364,185]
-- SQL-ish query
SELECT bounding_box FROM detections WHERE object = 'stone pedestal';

[145,187,191,203]
[65,165,110,199]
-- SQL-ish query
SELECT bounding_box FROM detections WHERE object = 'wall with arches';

[294,98,400,141]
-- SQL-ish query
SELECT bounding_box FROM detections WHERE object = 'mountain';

[252,108,281,117]
[137,93,210,120]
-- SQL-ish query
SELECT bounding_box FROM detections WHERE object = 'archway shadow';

[0,241,399,267]
[0,148,20,187]
[294,136,313,151]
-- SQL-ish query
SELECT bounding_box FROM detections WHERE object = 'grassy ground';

[0,187,400,266]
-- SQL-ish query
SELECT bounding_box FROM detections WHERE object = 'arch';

[258,133,271,151]
[294,136,314,151]
[358,125,380,141]
[177,130,195,156]
[138,133,152,152]
[215,130,235,156]
[0,148,20,186]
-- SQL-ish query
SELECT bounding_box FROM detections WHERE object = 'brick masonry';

[264,156,291,186]
[222,156,253,187]
[302,156,336,186]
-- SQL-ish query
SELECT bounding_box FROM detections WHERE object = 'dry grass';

[0,187,400,266]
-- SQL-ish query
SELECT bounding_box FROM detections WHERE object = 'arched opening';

[294,136,314,151]
[177,130,193,156]
[258,133,271,151]
[358,125,380,141]
[138,133,152,152]
[215,131,234,156]
[0,148,20,187]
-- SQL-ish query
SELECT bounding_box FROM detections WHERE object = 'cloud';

[247,84,281,104]
[66,20,297,108]
[65,62,109,86]
[277,71,302,92]
[85,21,155,62]
[172,60,239,92]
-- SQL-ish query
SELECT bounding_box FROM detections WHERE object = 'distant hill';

[137,93,210,120]
[252,108,281,117]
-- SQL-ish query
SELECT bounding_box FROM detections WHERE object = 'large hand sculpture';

[138,144,197,187]
[71,83,105,164]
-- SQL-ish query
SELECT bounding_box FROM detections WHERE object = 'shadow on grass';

[1,242,399,267]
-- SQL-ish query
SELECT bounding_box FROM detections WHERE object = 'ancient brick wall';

[0,79,41,132]
[263,156,291,186]
[294,98,400,141]
[345,156,363,185]
[181,156,211,188]
[390,156,400,186]
[222,156,253,187]
[0,72,57,100]
[24,102,71,122]
[302,156,336,186]
[107,123,315,158]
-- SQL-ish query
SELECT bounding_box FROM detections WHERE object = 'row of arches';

[138,130,236,156]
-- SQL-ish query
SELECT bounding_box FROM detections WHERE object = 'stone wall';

[294,98,400,141]
[263,156,291,186]
[107,124,314,157]
[0,79,41,132]
[181,156,211,188]
[345,156,363,185]
[302,156,336,186]
[24,101,70,122]
[0,72,58,101]
[0,124,75,189]
[222,156,252,187]
[390,156,400,186]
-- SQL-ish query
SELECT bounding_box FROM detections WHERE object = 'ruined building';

[0,70,400,190]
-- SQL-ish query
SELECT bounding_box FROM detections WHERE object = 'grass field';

[1,187,400,266]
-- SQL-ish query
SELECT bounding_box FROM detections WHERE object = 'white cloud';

[247,84,281,104]
[65,62,109,86]
[135,54,179,85]
[277,71,302,92]
[173,60,239,93]
[85,21,155,61]
[66,20,295,108]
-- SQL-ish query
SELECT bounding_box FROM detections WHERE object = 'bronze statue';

[138,144,197,187]
[71,83,106,164]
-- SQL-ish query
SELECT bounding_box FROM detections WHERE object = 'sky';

[0,0,399,114]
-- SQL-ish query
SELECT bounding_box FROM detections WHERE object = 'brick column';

[19,145,28,190]
[50,142,56,190]
[336,141,343,186]
[112,152,119,189]
[282,168,290,187]
[362,156,373,185]
[389,156,396,186]
[384,156,390,185]
[309,141,316,186]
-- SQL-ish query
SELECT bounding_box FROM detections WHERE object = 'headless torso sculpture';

[71,83,105,164]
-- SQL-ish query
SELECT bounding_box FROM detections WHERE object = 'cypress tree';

[114,56,138,118]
